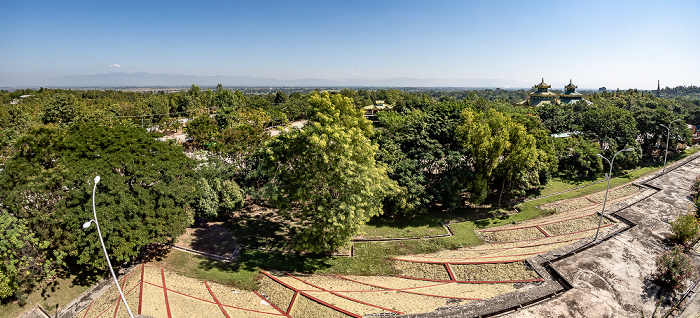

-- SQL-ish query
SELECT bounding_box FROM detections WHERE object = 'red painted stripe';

[394,275,545,284]
[112,273,129,318]
[478,224,540,233]
[141,281,283,316]
[477,224,614,244]
[394,258,527,265]
[144,281,215,303]
[295,293,363,318]
[161,268,172,318]
[331,275,483,299]
[285,273,403,314]
[444,263,456,281]
[398,289,482,300]
[260,272,363,318]
[535,225,549,237]
[286,291,298,314]
[96,270,138,318]
[478,212,599,233]
[204,281,231,318]
[455,278,545,284]
[332,274,446,292]
[138,263,144,315]
[81,300,94,318]
[253,290,291,318]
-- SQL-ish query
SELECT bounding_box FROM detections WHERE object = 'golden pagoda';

[516,78,590,106]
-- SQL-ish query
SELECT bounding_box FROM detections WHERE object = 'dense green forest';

[1,84,699,300]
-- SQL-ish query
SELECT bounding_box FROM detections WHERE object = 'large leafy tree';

[259,92,396,253]
[457,108,540,204]
[0,123,199,274]
[376,102,471,213]
[0,211,52,300]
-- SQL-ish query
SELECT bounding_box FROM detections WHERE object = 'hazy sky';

[1,0,698,89]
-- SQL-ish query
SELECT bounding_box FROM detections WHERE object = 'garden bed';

[288,293,355,318]
[333,290,464,314]
[449,262,541,282]
[393,261,451,281]
[257,273,296,312]
[587,184,640,203]
[540,214,613,236]
[478,226,546,242]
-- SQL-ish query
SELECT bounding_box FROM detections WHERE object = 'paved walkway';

[497,154,700,317]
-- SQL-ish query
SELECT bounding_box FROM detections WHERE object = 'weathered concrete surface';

[501,155,700,318]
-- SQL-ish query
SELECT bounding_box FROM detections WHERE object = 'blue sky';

[1,0,698,89]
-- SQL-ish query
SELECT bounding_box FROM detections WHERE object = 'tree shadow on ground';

[366,203,513,231]
[221,202,299,252]
[177,222,239,258]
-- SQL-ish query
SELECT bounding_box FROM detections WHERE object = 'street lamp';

[83,176,135,318]
[593,148,635,241]
[660,118,682,174]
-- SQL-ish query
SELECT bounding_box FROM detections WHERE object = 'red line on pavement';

[161,268,172,318]
[287,291,298,314]
[478,224,540,232]
[138,263,144,315]
[395,258,527,265]
[81,300,94,318]
[444,263,456,281]
[253,291,291,318]
[394,275,545,284]
[398,289,482,300]
[535,225,549,237]
[477,224,614,244]
[112,273,129,318]
[142,281,283,316]
[285,273,404,314]
[260,272,363,317]
[204,281,231,318]
[331,275,482,299]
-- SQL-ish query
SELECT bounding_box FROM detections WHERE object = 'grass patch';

[0,276,95,318]
[518,147,700,216]
[538,147,700,198]
[359,213,447,239]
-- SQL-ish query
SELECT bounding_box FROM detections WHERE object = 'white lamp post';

[660,118,682,174]
[593,148,635,241]
[83,176,135,318]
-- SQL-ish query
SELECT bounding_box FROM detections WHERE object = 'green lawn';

[0,275,96,318]
[539,147,700,197]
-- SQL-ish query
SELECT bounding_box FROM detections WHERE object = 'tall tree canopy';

[457,108,540,204]
[0,123,200,279]
[259,92,396,253]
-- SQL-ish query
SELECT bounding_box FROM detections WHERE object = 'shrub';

[653,245,697,292]
[670,213,700,247]
[691,175,700,214]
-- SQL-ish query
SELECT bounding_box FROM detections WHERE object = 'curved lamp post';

[593,148,635,241]
[660,118,682,174]
[83,176,135,318]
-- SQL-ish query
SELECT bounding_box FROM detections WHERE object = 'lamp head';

[624,148,635,152]
[596,154,604,158]
[82,220,94,229]
[94,175,100,184]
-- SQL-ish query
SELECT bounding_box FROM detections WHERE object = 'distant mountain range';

[36,72,520,88]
